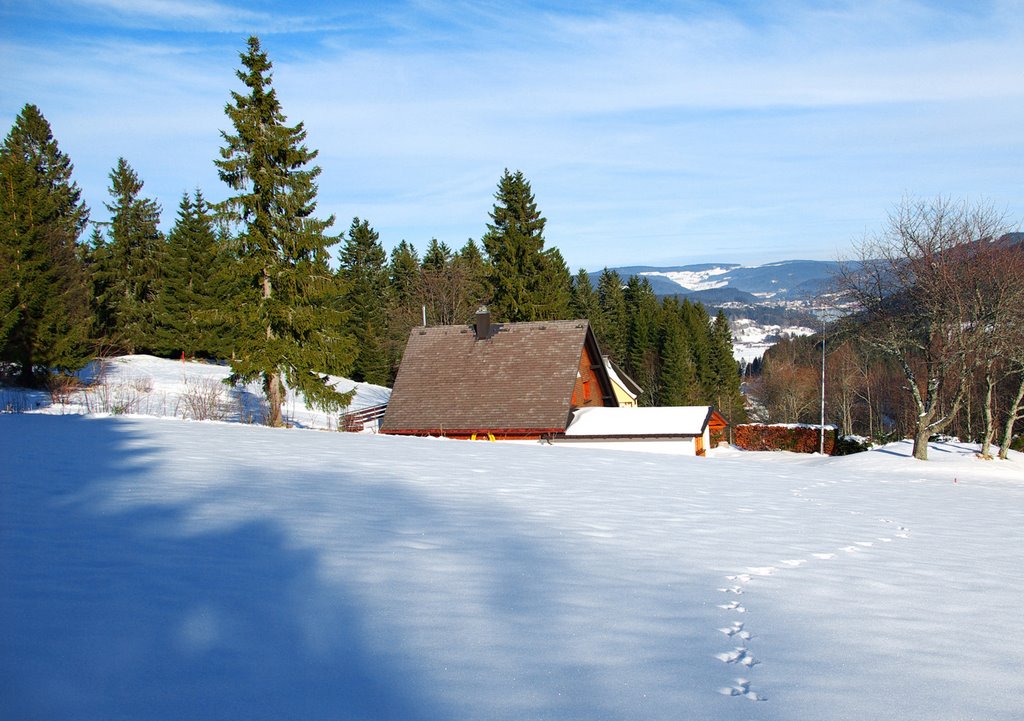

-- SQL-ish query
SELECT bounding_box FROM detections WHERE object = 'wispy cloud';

[3,1,1022,267]
[57,0,351,34]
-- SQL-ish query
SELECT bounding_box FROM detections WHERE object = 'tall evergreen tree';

[481,169,548,322]
[152,190,231,358]
[659,298,701,406]
[708,310,746,426]
[0,104,91,385]
[337,217,390,385]
[623,275,660,405]
[455,238,490,319]
[679,298,714,394]
[570,268,600,323]
[216,35,354,426]
[420,238,459,325]
[385,240,422,381]
[536,247,573,320]
[388,240,420,314]
[595,268,627,361]
[90,157,164,353]
[421,238,453,271]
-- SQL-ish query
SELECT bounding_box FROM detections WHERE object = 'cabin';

[604,356,642,407]
[380,309,618,440]
[556,405,728,456]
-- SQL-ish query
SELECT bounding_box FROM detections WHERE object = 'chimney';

[474,306,491,340]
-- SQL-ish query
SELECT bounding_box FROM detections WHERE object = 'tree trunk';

[267,369,283,427]
[262,267,283,427]
[912,423,931,460]
[998,374,1024,460]
[979,363,995,458]
[18,346,34,388]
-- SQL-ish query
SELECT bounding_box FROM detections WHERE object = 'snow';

[602,361,637,402]
[730,319,817,363]
[16,354,391,430]
[565,405,711,436]
[639,266,733,291]
[3,361,1024,720]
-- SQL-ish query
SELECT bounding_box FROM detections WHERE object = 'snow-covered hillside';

[730,318,817,363]
[2,400,1022,719]
[640,266,734,292]
[1,355,390,430]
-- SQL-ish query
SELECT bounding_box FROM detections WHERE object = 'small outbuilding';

[380,309,618,440]
[557,405,728,456]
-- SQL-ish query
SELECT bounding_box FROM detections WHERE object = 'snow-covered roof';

[565,406,714,437]
[603,356,640,399]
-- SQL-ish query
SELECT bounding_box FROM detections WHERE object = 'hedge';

[735,424,838,454]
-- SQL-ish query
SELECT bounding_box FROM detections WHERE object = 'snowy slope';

[730,318,817,363]
[2,413,1023,721]
[9,355,391,430]
[640,266,734,291]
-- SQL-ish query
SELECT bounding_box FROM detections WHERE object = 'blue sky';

[2,0,1022,270]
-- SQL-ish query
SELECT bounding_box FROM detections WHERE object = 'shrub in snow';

[177,376,228,421]
[45,372,81,410]
[833,435,871,456]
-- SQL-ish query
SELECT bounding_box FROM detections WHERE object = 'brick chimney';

[474,306,491,340]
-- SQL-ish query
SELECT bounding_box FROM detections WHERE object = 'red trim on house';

[381,428,565,441]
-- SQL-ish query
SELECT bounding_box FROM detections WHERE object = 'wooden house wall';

[571,344,606,409]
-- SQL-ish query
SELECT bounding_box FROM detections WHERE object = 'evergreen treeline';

[0,36,742,424]
[570,269,745,423]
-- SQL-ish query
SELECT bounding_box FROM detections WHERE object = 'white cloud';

[3,1,1023,268]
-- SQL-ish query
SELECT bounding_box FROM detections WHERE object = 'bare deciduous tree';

[837,197,1014,460]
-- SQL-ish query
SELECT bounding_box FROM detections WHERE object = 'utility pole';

[820,321,826,454]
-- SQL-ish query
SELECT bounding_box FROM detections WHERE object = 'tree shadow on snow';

[0,416,710,721]
[0,415,450,721]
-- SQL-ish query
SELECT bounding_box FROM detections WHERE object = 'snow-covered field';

[2,379,1023,719]
[0,355,391,430]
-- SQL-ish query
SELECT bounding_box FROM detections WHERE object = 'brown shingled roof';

[381,319,613,436]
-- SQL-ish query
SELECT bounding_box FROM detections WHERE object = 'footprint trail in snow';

[713,480,913,705]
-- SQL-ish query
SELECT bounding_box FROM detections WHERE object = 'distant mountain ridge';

[590,259,841,304]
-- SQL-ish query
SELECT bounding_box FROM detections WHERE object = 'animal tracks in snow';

[718,678,766,702]
[713,487,914,705]
[715,647,760,668]
[717,600,746,613]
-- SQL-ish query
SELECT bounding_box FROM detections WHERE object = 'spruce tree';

[420,238,458,325]
[455,238,491,320]
[385,240,422,381]
[388,240,420,314]
[337,217,390,385]
[216,35,354,426]
[708,310,746,425]
[595,268,627,361]
[680,298,714,395]
[570,268,600,323]
[90,157,164,354]
[659,298,701,406]
[0,104,91,385]
[624,275,660,405]
[535,247,573,320]
[422,238,453,271]
[152,190,230,358]
[481,169,547,322]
